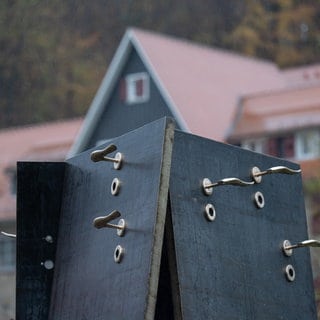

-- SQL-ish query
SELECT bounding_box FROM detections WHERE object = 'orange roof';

[228,85,320,140]
[0,119,82,221]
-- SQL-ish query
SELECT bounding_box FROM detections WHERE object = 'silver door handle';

[93,210,126,236]
[202,177,254,195]
[90,144,123,169]
[1,231,16,238]
[251,166,301,183]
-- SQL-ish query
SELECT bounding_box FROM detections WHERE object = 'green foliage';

[0,0,319,128]
[225,0,320,66]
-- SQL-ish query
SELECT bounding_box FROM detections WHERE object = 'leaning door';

[169,131,317,319]
[49,118,174,320]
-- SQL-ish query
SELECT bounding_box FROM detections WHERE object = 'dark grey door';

[49,118,174,320]
[169,130,317,319]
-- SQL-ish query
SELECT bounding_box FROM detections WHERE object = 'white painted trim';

[130,34,190,133]
[125,72,150,104]
[68,31,133,157]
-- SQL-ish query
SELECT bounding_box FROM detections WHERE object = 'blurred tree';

[0,0,319,128]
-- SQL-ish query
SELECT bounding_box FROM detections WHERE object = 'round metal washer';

[282,240,293,257]
[111,178,121,196]
[205,204,216,221]
[44,235,53,243]
[117,219,126,237]
[202,178,213,196]
[41,260,54,270]
[285,264,296,282]
[114,152,123,170]
[254,191,265,209]
[251,166,262,184]
[114,245,124,263]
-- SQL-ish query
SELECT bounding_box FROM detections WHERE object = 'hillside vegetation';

[1,0,319,128]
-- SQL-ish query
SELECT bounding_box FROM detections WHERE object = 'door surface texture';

[169,130,316,320]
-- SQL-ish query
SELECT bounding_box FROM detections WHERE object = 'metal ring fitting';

[202,178,213,195]
[114,245,124,263]
[117,219,126,237]
[254,191,265,209]
[285,264,296,282]
[282,240,293,257]
[41,260,55,270]
[114,152,123,170]
[204,204,216,221]
[111,178,121,196]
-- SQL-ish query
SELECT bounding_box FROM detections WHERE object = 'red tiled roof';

[0,119,82,221]
[228,86,320,140]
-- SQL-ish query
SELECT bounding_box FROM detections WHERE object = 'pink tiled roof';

[0,119,82,221]
[132,28,287,141]
[71,28,291,154]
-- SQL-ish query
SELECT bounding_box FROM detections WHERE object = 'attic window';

[122,73,150,104]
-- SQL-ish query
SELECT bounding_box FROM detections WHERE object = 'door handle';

[282,239,320,256]
[251,166,301,183]
[202,177,254,195]
[93,210,126,236]
[1,231,16,238]
[90,144,123,170]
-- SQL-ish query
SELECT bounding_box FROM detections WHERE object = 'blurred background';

[1,0,320,318]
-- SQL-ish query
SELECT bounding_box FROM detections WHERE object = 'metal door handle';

[282,239,320,256]
[93,210,126,236]
[90,144,123,169]
[251,166,301,183]
[1,231,16,238]
[202,177,254,195]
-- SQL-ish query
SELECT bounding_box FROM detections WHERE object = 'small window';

[241,138,265,153]
[266,135,295,158]
[120,73,150,104]
[295,130,320,160]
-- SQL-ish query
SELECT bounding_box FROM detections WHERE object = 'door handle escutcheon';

[90,144,123,169]
[282,239,320,256]
[93,210,126,236]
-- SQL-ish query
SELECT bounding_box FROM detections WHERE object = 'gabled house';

[69,28,320,314]
[69,27,289,156]
[70,28,320,165]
